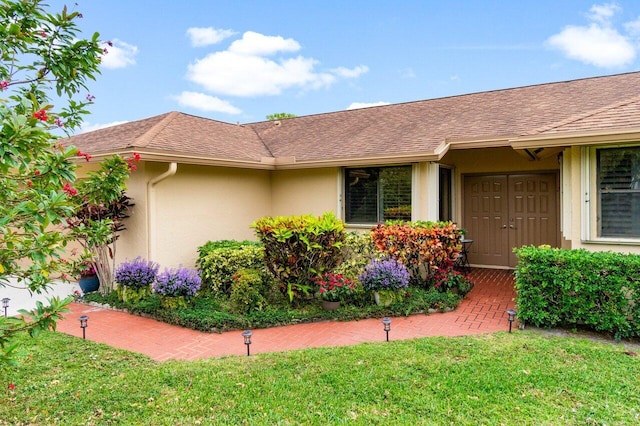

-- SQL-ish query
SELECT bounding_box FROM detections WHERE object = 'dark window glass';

[439,167,452,221]
[597,147,640,238]
[345,166,411,223]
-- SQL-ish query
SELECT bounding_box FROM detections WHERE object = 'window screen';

[597,147,640,238]
[345,166,412,223]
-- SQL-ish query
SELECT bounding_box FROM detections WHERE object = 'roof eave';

[74,149,275,170]
[510,127,640,149]
[446,136,515,150]
[271,152,442,170]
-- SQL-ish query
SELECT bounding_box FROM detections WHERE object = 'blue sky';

[47,1,640,132]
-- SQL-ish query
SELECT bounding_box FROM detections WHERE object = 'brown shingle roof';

[531,95,640,135]
[67,111,272,163]
[248,71,640,162]
[67,72,640,167]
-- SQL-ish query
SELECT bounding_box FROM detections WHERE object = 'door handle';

[509,225,516,229]
[501,225,507,229]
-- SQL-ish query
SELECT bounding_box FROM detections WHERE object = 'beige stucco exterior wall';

[113,161,149,265]
[271,168,339,216]
[87,145,640,274]
[149,163,271,268]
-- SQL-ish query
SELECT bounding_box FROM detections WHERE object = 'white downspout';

[147,163,178,261]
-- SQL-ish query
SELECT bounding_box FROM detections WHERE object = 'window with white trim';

[596,146,640,238]
[345,166,412,224]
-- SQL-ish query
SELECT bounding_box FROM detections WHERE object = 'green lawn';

[2,331,639,425]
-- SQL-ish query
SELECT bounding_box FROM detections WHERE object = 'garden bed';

[82,287,462,332]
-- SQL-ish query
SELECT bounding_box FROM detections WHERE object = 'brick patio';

[56,268,516,361]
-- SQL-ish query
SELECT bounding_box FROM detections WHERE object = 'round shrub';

[230,268,267,314]
[359,258,410,291]
[154,267,202,297]
[115,257,159,288]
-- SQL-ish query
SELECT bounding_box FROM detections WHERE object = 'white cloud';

[187,27,235,47]
[79,120,129,133]
[228,31,300,56]
[547,3,637,68]
[347,101,390,110]
[186,31,367,98]
[587,3,621,25]
[624,16,640,38]
[330,65,369,78]
[100,39,138,69]
[548,24,635,67]
[172,91,241,114]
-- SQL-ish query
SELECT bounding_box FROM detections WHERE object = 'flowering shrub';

[115,257,159,289]
[154,267,202,297]
[76,261,96,278]
[314,272,355,302]
[359,259,410,291]
[432,264,474,295]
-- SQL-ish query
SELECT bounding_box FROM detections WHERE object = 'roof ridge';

[525,94,640,135]
[134,111,181,148]
[244,71,640,125]
[247,124,275,158]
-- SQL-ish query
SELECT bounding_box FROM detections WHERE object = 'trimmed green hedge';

[514,246,640,339]
[196,240,265,295]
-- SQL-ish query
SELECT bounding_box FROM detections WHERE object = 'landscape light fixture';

[506,309,517,333]
[382,317,391,342]
[242,330,253,356]
[2,297,9,318]
[79,315,89,339]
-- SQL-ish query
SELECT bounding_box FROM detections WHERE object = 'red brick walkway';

[56,269,516,361]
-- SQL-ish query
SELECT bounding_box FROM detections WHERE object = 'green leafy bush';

[515,246,640,339]
[252,212,346,301]
[370,221,463,287]
[197,239,261,255]
[196,240,265,295]
[333,232,376,280]
[230,269,267,314]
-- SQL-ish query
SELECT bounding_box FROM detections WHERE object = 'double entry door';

[463,173,558,268]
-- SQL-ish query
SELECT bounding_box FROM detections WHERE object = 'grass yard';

[2,331,639,425]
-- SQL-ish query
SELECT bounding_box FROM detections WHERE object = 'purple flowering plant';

[115,257,159,289]
[153,266,202,297]
[359,258,410,291]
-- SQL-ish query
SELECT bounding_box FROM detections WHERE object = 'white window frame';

[582,145,640,244]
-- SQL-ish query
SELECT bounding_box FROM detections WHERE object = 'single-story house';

[69,71,640,270]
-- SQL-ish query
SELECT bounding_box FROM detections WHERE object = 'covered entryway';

[463,173,559,268]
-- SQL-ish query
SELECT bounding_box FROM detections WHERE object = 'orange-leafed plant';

[370,221,463,287]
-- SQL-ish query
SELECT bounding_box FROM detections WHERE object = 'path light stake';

[242,330,253,356]
[506,309,517,333]
[2,297,9,318]
[382,317,391,342]
[79,315,89,339]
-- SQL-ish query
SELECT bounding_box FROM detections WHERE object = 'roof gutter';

[147,162,178,262]
[510,127,640,149]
